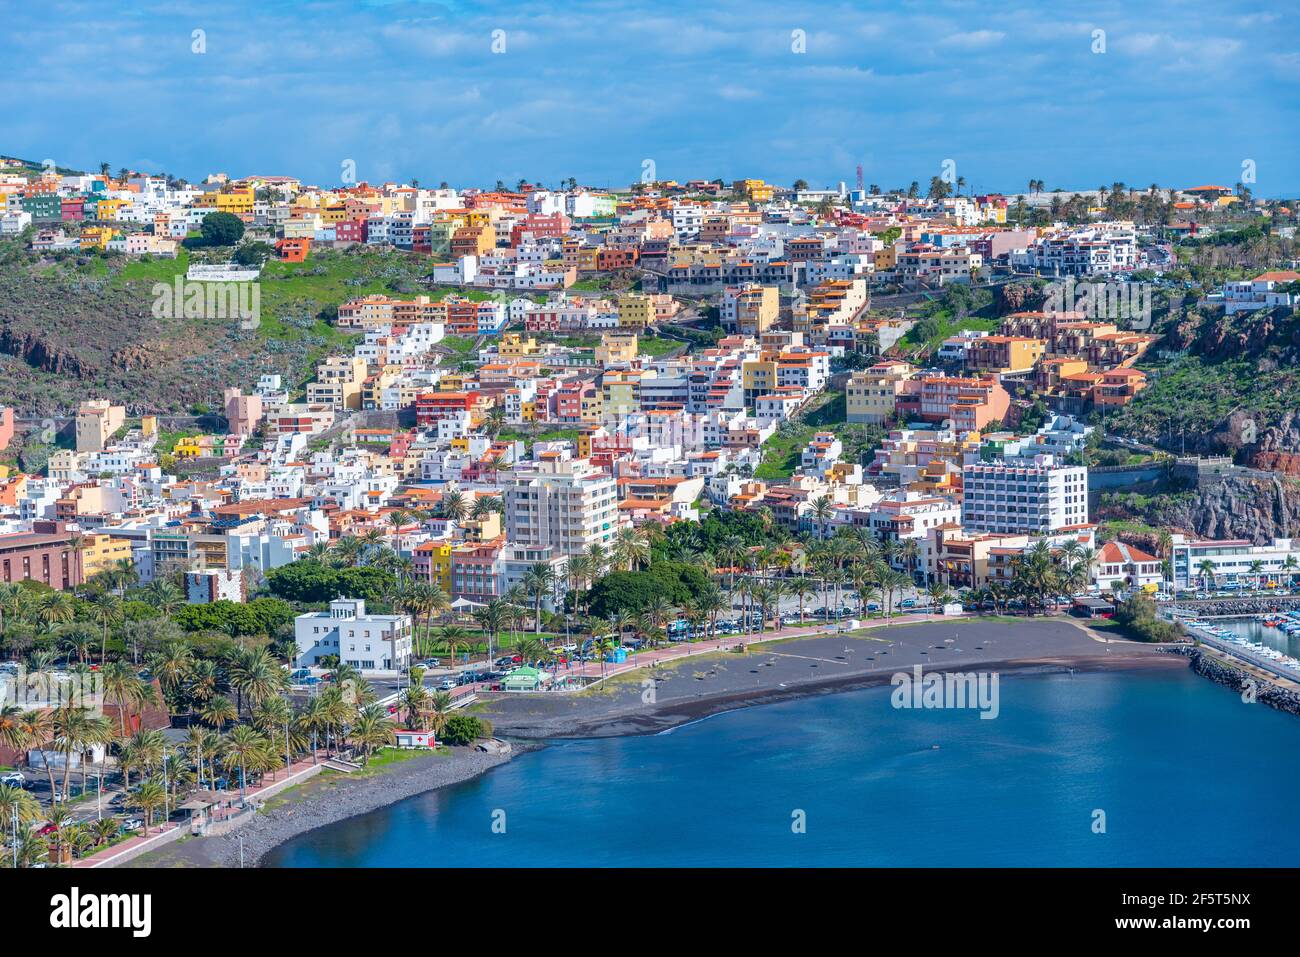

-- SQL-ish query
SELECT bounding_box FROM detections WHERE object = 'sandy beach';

[132,616,1180,867]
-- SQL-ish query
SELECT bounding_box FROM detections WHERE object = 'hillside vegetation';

[0,238,432,415]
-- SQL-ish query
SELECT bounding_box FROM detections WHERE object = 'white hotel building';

[961,459,1089,536]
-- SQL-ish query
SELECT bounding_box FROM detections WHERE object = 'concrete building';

[294,598,412,673]
[846,362,915,424]
[720,284,779,334]
[504,454,619,557]
[75,400,126,453]
[961,459,1089,535]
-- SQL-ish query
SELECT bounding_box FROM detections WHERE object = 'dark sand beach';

[474,617,1178,738]
[132,617,1177,867]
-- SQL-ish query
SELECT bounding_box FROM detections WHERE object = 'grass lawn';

[356,746,450,776]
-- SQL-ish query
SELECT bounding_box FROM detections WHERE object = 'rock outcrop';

[1142,472,1300,544]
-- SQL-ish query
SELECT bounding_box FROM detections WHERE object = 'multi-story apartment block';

[846,362,915,424]
[961,460,1089,535]
[504,454,619,557]
[720,284,779,334]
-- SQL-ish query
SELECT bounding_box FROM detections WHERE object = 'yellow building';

[307,355,368,410]
[733,179,775,202]
[600,370,642,417]
[197,187,255,215]
[874,245,897,271]
[499,333,540,358]
[741,358,777,409]
[617,294,655,330]
[418,541,453,593]
[81,533,135,579]
[722,284,778,334]
[847,362,915,424]
[595,332,638,365]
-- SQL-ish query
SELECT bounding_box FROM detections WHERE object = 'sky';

[3,0,1298,195]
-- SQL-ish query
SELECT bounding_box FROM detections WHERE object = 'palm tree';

[1248,560,1265,593]
[128,779,168,835]
[0,783,41,835]
[0,582,26,639]
[808,495,835,540]
[472,599,511,664]
[1197,559,1217,591]
[227,647,286,716]
[221,725,269,799]
[199,694,237,730]
[694,586,727,639]
[611,527,650,572]
[878,569,911,619]
[925,582,951,613]
[351,705,395,764]
[522,562,557,634]
[143,579,184,617]
[100,661,154,738]
[185,726,220,787]
[89,592,124,663]
[439,490,469,523]
[35,591,75,634]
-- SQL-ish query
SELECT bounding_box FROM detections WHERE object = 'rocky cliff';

[1141,472,1300,543]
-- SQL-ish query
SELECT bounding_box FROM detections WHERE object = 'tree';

[351,705,395,764]
[442,713,487,746]
[199,211,245,247]
[128,779,168,835]
[89,592,124,662]
[221,725,269,798]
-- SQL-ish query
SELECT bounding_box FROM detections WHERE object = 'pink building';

[0,407,12,452]
[224,388,264,436]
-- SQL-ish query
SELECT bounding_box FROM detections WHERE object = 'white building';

[961,458,1089,535]
[1169,535,1300,590]
[294,598,413,673]
[504,454,620,556]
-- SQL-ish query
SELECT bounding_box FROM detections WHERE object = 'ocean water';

[266,667,1300,867]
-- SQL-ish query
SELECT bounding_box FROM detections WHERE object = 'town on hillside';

[2,160,1300,867]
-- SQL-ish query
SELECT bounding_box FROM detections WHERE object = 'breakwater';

[1172,645,1300,717]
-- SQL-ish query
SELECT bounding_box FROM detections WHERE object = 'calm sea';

[266,667,1300,867]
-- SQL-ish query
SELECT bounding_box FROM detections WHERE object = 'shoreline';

[513,652,1185,740]
[135,619,1194,868]
[130,744,528,869]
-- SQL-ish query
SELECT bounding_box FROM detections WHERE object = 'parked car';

[120,818,143,832]
[417,658,441,669]
[0,771,25,787]
[437,677,458,691]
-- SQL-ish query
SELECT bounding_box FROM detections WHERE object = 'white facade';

[294,598,413,673]
[961,459,1089,535]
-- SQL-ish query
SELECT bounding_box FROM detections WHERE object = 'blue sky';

[4,0,1298,194]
